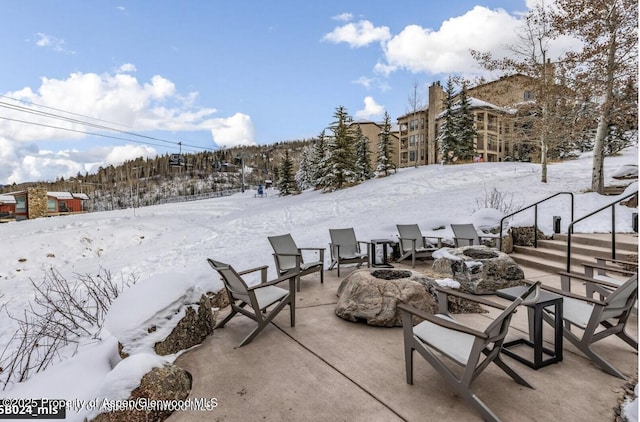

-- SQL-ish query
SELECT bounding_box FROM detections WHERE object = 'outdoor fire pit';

[334,269,436,327]
[432,245,524,294]
[370,269,412,280]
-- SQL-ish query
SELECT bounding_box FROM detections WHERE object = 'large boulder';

[87,354,193,422]
[432,246,524,294]
[105,273,215,359]
[153,294,215,356]
[509,226,550,247]
[335,269,437,327]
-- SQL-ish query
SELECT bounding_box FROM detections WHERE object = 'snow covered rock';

[104,273,215,358]
[87,354,191,422]
[432,246,524,294]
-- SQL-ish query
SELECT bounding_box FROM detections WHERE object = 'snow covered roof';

[72,193,90,200]
[47,192,74,199]
[436,96,510,119]
[0,194,16,204]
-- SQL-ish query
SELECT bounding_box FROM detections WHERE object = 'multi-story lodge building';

[394,74,536,167]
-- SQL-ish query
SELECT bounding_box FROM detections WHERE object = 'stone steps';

[509,233,638,275]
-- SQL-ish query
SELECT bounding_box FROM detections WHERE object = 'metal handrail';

[499,192,574,250]
[566,190,638,272]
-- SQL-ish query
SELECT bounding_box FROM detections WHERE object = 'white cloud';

[332,13,353,22]
[104,145,158,166]
[0,67,254,184]
[2,69,218,144]
[355,96,385,120]
[381,7,522,75]
[33,32,75,54]
[118,63,137,73]
[209,113,256,148]
[322,20,391,48]
[353,76,374,89]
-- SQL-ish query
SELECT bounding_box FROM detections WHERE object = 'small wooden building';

[0,194,16,222]
[4,189,88,221]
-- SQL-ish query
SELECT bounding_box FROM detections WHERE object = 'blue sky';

[0,0,554,185]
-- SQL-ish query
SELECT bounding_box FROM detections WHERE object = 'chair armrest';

[434,286,508,310]
[422,236,443,246]
[558,271,623,291]
[246,271,299,291]
[533,282,608,306]
[595,256,638,268]
[238,265,269,276]
[298,247,326,252]
[398,303,488,339]
[583,263,637,277]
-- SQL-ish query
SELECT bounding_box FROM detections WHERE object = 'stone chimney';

[27,188,48,219]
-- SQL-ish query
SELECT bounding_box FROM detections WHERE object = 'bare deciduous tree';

[472,1,565,183]
[551,0,638,193]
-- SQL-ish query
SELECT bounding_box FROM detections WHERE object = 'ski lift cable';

[0,95,210,152]
[0,114,193,151]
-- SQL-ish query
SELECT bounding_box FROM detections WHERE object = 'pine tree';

[376,111,396,176]
[295,146,314,190]
[353,125,374,181]
[456,84,478,161]
[277,150,296,196]
[310,130,328,188]
[319,106,357,191]
[438,77,458,164]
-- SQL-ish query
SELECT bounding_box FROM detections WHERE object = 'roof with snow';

[0,194,16,204]
[436,96,512,119]
[47,192,74,199]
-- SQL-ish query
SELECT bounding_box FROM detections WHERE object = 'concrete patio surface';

[169,260,638,422]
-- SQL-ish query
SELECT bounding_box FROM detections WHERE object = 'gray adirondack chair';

[207,258,298,348]
[398,281,540,422]
[450,223,500,247]
[328,228,370,277]
[268,233,325,292]
[541,272,638,379]
[396,224,442,268]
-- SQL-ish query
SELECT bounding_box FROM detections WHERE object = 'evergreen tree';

[318,106,357,191]
[353,125,374,181]
[376,111,396,176]
[438,77,458,163]
[295,146,314,190]
[277,150,296,195]
[310,130,328,188]
[456,84,478,161]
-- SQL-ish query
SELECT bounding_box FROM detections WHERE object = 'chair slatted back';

[451,224,480,247]
[600,275,638,321]
[397,224,423,252]
[268,234,300,271]
[207,259,251,303]
[330,228,359,257]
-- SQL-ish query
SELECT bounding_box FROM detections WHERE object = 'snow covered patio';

[169,260,638,422]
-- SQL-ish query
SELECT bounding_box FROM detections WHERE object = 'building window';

[16,196,26,212]
[524,91,534,100]
[409,151,416,162]
[47,199,57,211]
[487,114,498,132]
